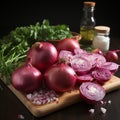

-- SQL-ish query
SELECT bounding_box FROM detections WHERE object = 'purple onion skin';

[56,38,80,53]
[11,64,42,93]
[26,42,58,72]
[44,63,77,93]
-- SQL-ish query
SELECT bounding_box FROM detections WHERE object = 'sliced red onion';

[82,53,106,68]
[99,62,119,74]
[92,68,112,84]
[79,82,106,104]
[74,48,87,55]
[71,56,92,75]
[77,74,94,84]
[58,50,73,64]
[26,89,59,105]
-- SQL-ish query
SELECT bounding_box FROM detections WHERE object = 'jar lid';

[84,1,96,7]
[94,26,110,33]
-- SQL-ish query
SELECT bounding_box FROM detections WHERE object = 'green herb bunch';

[0,19,72,84]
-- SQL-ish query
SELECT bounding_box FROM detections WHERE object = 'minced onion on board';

[26,89,59,105]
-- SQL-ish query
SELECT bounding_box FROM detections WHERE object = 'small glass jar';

[92,26,110,52]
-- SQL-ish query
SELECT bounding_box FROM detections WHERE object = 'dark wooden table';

[0,37,120,120]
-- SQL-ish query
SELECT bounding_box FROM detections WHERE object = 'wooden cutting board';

[2,75,120,117]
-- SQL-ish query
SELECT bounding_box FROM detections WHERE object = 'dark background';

[0,0,120,38]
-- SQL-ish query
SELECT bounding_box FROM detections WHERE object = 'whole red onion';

[44,63,77,92]
[56,38,80,53]
[105,50,120,62]
[11,63,42,93]
[26,42,58,72]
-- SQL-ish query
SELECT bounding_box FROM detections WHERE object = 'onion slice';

[99,62,119,74]
[77,74,94,84]
[79,82,106,104]
[71,56,92,75]
[58,50,73,64]
[91,68,112,84]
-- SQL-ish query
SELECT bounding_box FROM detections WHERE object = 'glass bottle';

[93,26,110,52]
[80,1,96,46]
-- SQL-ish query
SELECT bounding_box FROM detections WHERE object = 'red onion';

[26,42,58,72]
[11,63,42,93]
[105,50,120,62]
[71,55,92,75]
[91,68,112,84]
[92,48,104,55]
[58,50,73,64]
[26,89,59,105]
[74,48,87,55]
[44,63,77,92]
[84,53,106,67]
[99,62,119,74]
[77,74,94,84]
[56,38,80,53]
[79,82,106,104]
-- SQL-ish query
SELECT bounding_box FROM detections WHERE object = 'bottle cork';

[94,26,110,33]
[84,1,96,7]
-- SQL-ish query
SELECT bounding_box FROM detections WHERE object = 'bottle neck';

[83,6,95,18]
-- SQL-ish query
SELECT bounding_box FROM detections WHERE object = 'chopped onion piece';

[100,107,107,114]
[89,108,95,114]
[108,100,111,104]
[26,89,59,105]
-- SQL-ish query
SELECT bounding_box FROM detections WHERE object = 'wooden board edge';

[103,76,120,92]
[1,75,120,117]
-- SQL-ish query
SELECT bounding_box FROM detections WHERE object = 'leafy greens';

[0,19,72,84]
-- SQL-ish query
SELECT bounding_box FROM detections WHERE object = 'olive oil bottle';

[80,1,96,46]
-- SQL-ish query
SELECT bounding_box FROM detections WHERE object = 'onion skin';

[92,48,104,56]
[44,63,77,92]
[56,38,80,53]
[11,63,42,93]
[26,42,58,72]
[105,50,119,62]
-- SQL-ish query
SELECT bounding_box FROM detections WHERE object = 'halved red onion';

[77,74,94,84]
[91,68,112,84]
[79,82,106,104]
[71,56,92,75]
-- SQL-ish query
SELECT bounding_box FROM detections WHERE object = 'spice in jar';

[92,26,110,52]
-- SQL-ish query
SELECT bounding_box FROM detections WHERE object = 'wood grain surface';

[2,75,120,117]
